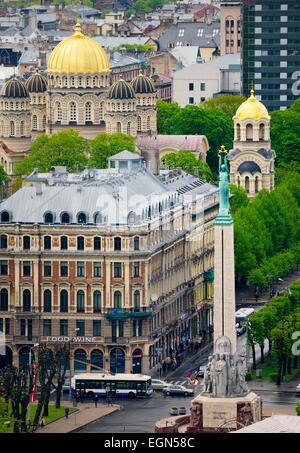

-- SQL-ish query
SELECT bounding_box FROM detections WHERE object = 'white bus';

[71,373,153,399]
[235,307,255,336]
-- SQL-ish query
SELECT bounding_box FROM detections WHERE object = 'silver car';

[163,384,194,397]
[151,379,170,391]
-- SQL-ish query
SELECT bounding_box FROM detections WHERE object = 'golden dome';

[234,89,270,122]
[47,22,110,74]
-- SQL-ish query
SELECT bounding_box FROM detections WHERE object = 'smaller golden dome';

[234,89,270,122]
[47,21,110,74]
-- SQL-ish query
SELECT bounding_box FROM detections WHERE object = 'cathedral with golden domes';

[228,88,275,198]
[0,22,157,176]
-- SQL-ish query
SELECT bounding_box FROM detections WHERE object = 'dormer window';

[0,211,10,223]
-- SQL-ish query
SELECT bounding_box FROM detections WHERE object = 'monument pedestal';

[187,392,262,432]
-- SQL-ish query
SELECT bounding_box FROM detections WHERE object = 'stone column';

[14,259,20,308]
[33,260,39,307]
[213,219,236,354]
[124,261,130,307]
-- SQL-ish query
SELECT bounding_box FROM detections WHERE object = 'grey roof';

[0,164,217,226]
[228,148,241,159]
[94,36,154,50]
[158,22,220,51]
[109,51,141,69]
[2,26,21,37]
[234,415,300,434]
[108,151,142,161]
[238,162,261,174]
[170,46,200,67]
[257,148,273,159]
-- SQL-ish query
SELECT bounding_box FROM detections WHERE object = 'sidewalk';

[36,403,119,433]
[249,371,300,394]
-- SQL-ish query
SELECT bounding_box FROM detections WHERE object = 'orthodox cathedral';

[0,22,157,176]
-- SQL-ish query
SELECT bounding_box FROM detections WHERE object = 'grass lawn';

[0,398,75,433]
[251,356,300,382]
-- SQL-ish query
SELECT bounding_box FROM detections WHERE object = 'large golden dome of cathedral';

[234,89,270,122]
[47,22,110,74]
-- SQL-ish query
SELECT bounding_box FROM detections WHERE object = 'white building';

[172,53,240,107]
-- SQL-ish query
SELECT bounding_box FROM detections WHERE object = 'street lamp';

[69,328,80,403]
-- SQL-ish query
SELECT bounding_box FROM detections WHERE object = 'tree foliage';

[271,102,300,167]
[89,132,136,168]
[202,94,247,120]
[229,184,249,214]
[161,150,214,182]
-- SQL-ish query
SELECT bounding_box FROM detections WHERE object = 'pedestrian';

[64,407,69,419]
[94,394,98,408]
[187,370,192,383]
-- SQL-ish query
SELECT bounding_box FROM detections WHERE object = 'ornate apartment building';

[0,151,218,374]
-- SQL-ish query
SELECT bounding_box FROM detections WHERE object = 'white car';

[151,379,170,391]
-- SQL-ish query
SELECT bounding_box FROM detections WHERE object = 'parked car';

[296,383,300,395]
[169,406,179,415]
[163,384,194,397]
[178,406,186,415]
[151,379,170,391]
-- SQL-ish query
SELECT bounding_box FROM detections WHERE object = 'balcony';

[104,337,130,345]
[13,336,39,344]
[105,309,131,320]
[130,310,153,319]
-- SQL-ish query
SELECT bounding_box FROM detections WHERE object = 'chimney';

[194,167,199,178]
[36,183,42,196]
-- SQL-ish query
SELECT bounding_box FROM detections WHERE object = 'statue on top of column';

[218,145,230,216]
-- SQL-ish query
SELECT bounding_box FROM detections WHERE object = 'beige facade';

[220,1,241,56]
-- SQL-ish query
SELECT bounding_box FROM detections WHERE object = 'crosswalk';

[165,378,203,386]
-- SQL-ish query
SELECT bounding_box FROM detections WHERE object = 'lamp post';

[69,328,80,403]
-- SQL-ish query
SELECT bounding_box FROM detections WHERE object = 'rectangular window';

[43,319,52,336]
[44,261,52,277]
[93,262,102,277]
[5,318,10,335]
[189,97,194,104]
[114,262,122,278]
[189,82,194,91]
[93,320,102,337]
[0,260,8,276]
[76,320,85,337]
[77,261,85,277]
[20,319,26,336]
[0,318,2,332]
[119,320,124,338]
[60,261,68,277]
[133,262,140,278]
[23,261,31,277]
[60,319,68,336]
[138,320,143,337]
[200,83,205,91]
[132,319,137,337]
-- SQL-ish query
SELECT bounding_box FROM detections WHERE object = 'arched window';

[128,212,136,224]
[23,289,31,312]
[23,236,30,250]
[146,116,151,130]
[116,122,121,133]
[43,289,52,312]
[137,116,141,131]
[134,236,140,251]
[93,291,101,313]
[133,290,140,312]
[94,236,101,251]
[77,236,84,250]
[77,212,87,224]
[69,102,77,122]
[85,102,92,122]
[74,349,87,372]
[114,237,121,251]
[114,291,122,308]
[20,121,25,137]
[44,236,51,250]
[259,123,265,141]
[70,76,75,86]
[32,115,38,130]
[0,235,7,249]
[0,288,8,311]
[236,123,241,141]
[0,211,10,223]
[44,212,54,224]
[245,176,250,194]
[246,124,253,140]
[77,290,85,312]
[127,122,131,135]
[9,121,15,137]
[61,212,71,224]
[60,290,68,312]
[94,212,105,224]
[255,176,259,193]
[60,236,68,250]
[91,349,103,372]
[55,102,62,122]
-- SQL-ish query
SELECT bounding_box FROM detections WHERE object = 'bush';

[269,373,278,383]
[245,372,252,381]
[296,402,300,416]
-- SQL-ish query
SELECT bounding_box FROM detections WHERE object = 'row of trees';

[15,130,136,176]
[0,344,69,432]
[233,170,300,282]
[247,281,300,385]
[157,96,300,174]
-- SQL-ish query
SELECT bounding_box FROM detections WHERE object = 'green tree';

[203,94,247,120]
[271,108,300,166]
[229,184,249,214]
[89,132,136,168]
[156,100,181,135]
[161,150,214,181]
[15,130,89,175]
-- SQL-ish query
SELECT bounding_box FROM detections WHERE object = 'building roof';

[158,22,220,51]
[94,36,153,49]
[1,77,29,98]
[137,135,209,155]
[109,51,141,70]
[234,415,300,434]
[25,72,47,93]
[172,52,240,77]
[131,71,155,94]
[234,89,270,122]
[47,22,110,74]
[108,78,136,99]
[170,46,200,67]
[238,161,261,174]
[108,150,141,160]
